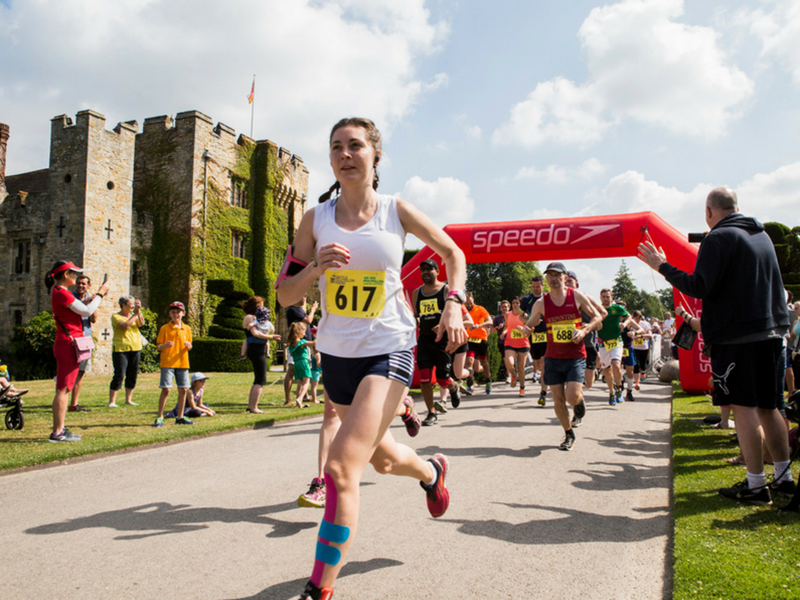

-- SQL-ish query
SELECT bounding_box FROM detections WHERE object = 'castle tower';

[46,110,138,373]
[0,123,9,199]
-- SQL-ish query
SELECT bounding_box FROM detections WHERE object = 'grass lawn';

[672,387,800,600]
[0,371,324,472]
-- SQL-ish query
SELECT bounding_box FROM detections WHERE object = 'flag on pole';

[247,77,255,104]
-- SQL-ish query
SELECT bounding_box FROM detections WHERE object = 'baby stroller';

[780,390,800,511]
[0,385,27,430]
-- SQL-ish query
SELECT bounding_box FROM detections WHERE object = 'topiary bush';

[8,312,57,380]
[208,325,246,340]
[215,302,247,320]
[138,307,161,373]
[207,279,254,301]
[191,338,257,373]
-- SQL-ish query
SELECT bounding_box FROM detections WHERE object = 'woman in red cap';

[45,260,110,442]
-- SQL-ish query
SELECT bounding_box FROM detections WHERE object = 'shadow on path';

[226,558,403,600]
[25,500,317,540]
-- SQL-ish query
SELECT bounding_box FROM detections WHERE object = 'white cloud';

[742,0,800,85]
[465,125,481,139]
[397,175,475,228]
[737,161,800,225]
[494,0,753,148]
[516,158,608,184]
[0,0,448,201]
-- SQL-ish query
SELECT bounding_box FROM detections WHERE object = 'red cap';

[51,261,84,277]
[169,301,186,312]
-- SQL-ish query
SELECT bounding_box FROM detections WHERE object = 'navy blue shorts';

[621,348,636,367]
[544,357,586,386]
[320,350,414,406]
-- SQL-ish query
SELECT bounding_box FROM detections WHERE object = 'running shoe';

[615,387,624,404]
[297,477,326,508]
[510,373,517,388]
[574,399,586,420]
[450,386,461,408]
[718,479,772,505]
[422,412,438,426]
[769,479,797,499]
[153,417,164,428]
[608,392,617,406]
[466,370,475,389]
[459,383,473,397]
[519,387,525,397]
[68,405,92,412]
[559,430,576,451]
[538,390,546,407]
[434,399,448,414]
[626,390,635,402]
[299,581,334,600]
[571,415,583,428]
[634,382,640,391]
[175,417,195,425]
[420,453,450,518]
[485,382,492,395]
[48,428,81,442]
[401,396,421,437]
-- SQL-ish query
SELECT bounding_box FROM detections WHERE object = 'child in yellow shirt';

[153,301,193,427]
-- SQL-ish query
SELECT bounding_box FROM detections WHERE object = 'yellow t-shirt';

[111,313,143,352]
[157,322,192,369]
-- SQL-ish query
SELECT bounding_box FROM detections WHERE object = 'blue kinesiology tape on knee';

[315,540,342,566]
[319,519,350,544]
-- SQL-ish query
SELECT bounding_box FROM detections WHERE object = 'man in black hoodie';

[638,187,793,505]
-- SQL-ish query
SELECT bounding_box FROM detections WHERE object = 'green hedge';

[764,221,791,245]
[486,331,502,382]
[8,312,57,380]
[138,307,161,373]
[216,316,244,330]
[190,338,255,373]
[215,303,247,320]
[785,284,800,301]
[208,325,245,340]
[783,273,800,285]
[207,279,254,301]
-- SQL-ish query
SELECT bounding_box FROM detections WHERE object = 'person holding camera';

[109,295,145,407]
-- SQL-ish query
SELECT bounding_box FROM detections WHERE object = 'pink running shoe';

[420,454,450,518]
[297,477,326,508]
[401,396,421,437]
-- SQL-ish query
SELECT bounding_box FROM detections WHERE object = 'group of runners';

[279,116,666,600]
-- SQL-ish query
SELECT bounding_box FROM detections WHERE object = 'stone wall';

[0,123,9,198]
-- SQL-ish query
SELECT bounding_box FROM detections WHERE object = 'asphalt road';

[0,378,672,599]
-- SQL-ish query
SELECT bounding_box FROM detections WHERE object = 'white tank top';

[313,194,417,358]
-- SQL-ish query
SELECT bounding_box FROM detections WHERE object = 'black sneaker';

[299,580,334,600]
[450,386,461,409]
[571,415,583,428]
[422,412,438,426]
[466,370,475,389]
[769,479,797,499]
[559,430,576,451]
[626,390,634,402]
[175,417,195,425]
[574,399,586,419]
[538,390,546,407]
[718,479,772,505]
[48,428,81,442]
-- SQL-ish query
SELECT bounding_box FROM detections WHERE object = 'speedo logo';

[471,223,622,253]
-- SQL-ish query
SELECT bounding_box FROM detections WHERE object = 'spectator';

[108,295,144,407]
[167,372,216,418]
[69,275,97,413]
[287,321,314,409]
[0,363,27,396]
[242,296,281,414]
[153,301,193,427]
[45,260,110,442]
[284,296,317,406]
[639,186,793,504]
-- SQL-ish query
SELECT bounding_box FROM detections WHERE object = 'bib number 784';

[327,270,386,319]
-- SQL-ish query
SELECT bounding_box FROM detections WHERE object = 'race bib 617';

[327,270,386,319]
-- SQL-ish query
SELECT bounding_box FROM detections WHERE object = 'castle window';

[107,181,115,190]
[230,179,247,208]
[13,241,30,274]
[64,174,72,184]
[131,261,140,287]
[232,231,246,259]
[14,310,23,327]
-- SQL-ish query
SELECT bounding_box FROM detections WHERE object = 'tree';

[466,261,542,313]
[611,260,637,305]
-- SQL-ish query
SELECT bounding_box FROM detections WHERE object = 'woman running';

[277,117,467,600]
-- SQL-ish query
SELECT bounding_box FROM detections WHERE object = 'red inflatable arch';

[401,211,710,393]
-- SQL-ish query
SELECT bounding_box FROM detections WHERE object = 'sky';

[2,0,799,303]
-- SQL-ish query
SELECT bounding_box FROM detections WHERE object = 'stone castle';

[0,109,308,375]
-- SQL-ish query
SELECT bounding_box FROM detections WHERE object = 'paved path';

[0,380,672,599]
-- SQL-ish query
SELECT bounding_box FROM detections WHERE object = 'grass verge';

[672,386,800,600]
[0,372,324,472]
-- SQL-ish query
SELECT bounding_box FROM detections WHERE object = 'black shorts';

[453,343,467,355]
[633,349,649,373]
[247,342,268,386]
[710,339,783,409]
[584,341,598,370]
[530,342,548,360]
[417,336,453,380]
[467,339,488,361]
[321,350,414,406]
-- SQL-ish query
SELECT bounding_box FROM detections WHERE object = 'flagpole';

[250,74,255,138]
